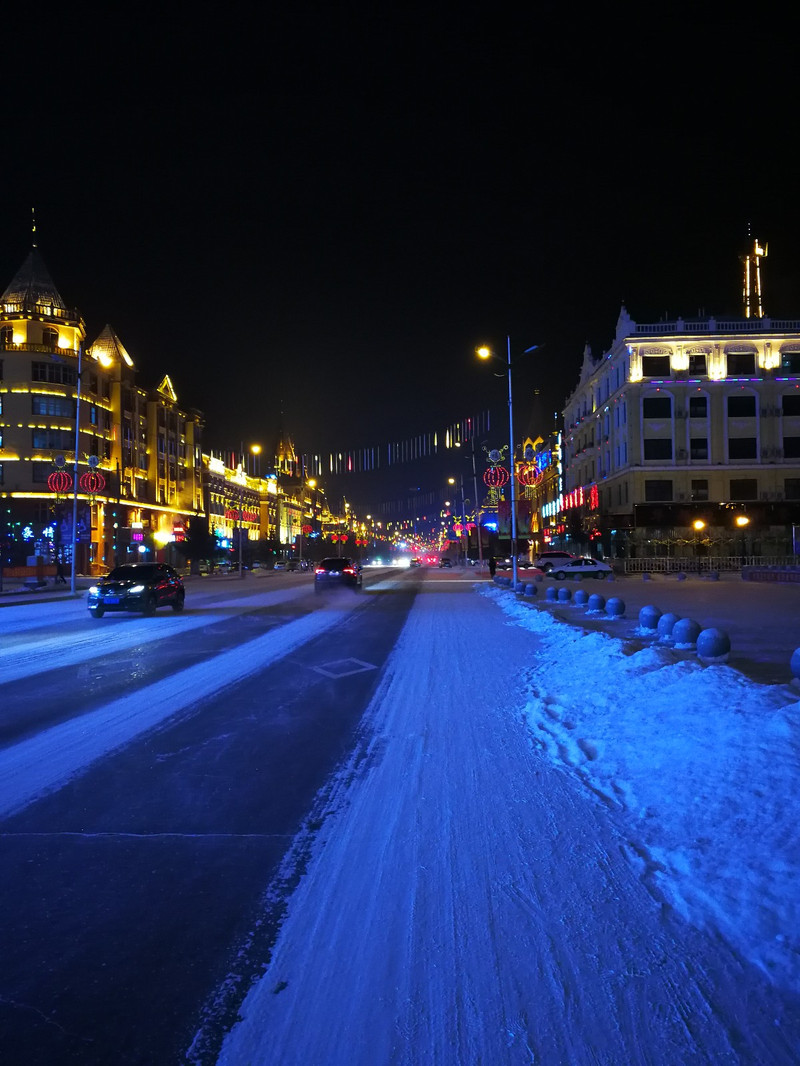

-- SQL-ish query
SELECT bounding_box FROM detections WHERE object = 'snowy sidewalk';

[215,583,800,1065]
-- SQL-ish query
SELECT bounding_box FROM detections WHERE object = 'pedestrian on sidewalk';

[55,555,68,584]
[488,555,496,578]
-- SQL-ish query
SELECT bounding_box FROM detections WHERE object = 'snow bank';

[484,585,800,988]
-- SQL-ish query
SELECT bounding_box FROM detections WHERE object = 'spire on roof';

[88,324,135,369]
[1,248,67,311]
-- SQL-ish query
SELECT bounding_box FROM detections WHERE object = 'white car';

[550,556,612,580]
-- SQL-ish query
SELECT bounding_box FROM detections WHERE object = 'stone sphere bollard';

[639,605,662,630]
[515,580,526,594]
[606,597,625,618]
[672,617,702,647]
[791,648,800,680]
[524,583,537,597]
[557,586,572,602]
[574,588,589,605]
[587,593,606,612]
[545,586,558,602]
[642,572,652,581]
[676,572,687,581]
[656,612,681,639]
[697,627,731,662]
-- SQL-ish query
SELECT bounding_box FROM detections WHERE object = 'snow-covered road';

[216,582,800,1065]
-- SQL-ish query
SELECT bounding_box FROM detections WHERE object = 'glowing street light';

[477,337,540,590]
[238,443,261,578]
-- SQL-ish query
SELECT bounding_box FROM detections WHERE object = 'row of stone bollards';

[492,574,732,665]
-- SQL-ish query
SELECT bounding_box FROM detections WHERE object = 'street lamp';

[238,443,261,578]
[477,337,540,591]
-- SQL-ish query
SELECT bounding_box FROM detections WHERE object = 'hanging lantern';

[483,465,509,488]
[79,470,106,496]
[516,462,542,487]
[48,470,73,494]
[330,533,339,542]
[339,534,349,543]
[301,524,313,535]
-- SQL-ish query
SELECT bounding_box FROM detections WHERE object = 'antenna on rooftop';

[742,222,768,319]
[31,206,37,248]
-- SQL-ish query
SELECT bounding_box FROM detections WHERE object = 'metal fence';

[621,555,800,574]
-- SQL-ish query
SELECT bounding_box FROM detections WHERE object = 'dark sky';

[4,8,798,513]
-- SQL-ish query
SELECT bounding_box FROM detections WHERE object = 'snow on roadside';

[482,584,800,989]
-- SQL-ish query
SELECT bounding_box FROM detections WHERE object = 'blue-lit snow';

[215,579,800,1066]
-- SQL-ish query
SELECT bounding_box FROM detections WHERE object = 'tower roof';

[88,324,135,368]
[1,248,67,311]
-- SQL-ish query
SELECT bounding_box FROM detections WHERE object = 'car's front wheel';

[89,606,104,618]
[171,593,185,611]
[596,571,607,580]
[554,571,566,580]
[142,594,156,616]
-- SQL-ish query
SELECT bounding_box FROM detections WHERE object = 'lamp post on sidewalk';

[238,443,261,578]
[477,337,540,591]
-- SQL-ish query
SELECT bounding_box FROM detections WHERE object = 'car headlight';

[128,584,146,594]
[88,586,99,596]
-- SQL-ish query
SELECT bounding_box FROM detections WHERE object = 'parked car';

[87,562,185,617]
[533,550,579,573]
[438,557,453,568]
[409,557,422,568]
[550,556,612,580]
[314,557,363,591]
[286,558,309,572]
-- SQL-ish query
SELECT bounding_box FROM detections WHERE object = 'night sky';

[4,9,798,514]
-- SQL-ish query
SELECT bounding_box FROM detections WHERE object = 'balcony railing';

[634,318,800,335]
[0,341,79,355]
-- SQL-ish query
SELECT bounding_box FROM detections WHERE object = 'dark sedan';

[87,562,185,617]
[314,557,362,592]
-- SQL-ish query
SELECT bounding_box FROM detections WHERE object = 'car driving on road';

[87,562,185,617]
[314,557,363,591]
[533,550,579,572]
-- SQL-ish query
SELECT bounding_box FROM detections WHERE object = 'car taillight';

[315,567,325,575]
[343,567,354,574]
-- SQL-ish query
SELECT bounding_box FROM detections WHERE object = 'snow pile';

[483,584,800,987]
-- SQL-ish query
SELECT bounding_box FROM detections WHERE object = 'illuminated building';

[561,252,800,561]
[0,246,204,572]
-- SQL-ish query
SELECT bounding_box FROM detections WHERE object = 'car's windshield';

[108,565,157,579]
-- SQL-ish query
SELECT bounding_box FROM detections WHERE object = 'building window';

[728,437,757,460]
[644,480,672,501]
[643,438,673,460]
[642,396,672,418]
[781,351,800,374]
[727,352,756,376]
[32,395,74,417]
[32,428,73,449]
[689,395,708,418]
[688,353,707,375]
[785,478,800,500]
[727,394,756,417]
[642,355,671,377]
[691,479,709,501]
[32,361,77,385]
[32,463,51,483]
[730,479,757,501]
[782,393,800,416]
[784,437,800,459]
[690,438,708,460]
[0,327,12,347]
[42,326,59,348]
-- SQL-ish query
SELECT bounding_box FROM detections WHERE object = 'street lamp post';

[477,337,540,592]
[238,443,261,579]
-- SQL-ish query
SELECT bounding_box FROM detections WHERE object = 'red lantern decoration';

[516,462,542,487]
[48,470,73,494]
[301,524,313,535]
[330,533,339,542]
[79,470,106,495]
[483,465,509,488]
[339,534,348,543]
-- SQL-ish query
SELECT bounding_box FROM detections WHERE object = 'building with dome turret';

[0,246,204,574]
